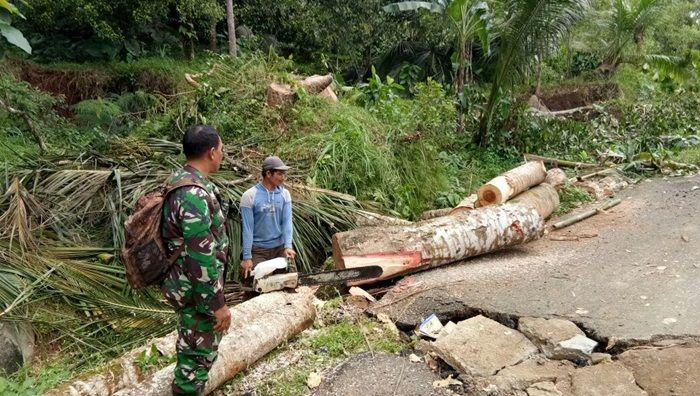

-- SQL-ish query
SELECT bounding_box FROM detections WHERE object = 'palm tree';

[384,0,491,132]
[475,0,590,146]
[599,0,666,73]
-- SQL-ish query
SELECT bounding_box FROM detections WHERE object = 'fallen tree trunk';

[299,74,333,94]
[509,183,560,219]
[552,198,621,229]
[523,154,596,169]
[266,74,334,108]
[47,333,179,396]
[333,203,547,285]
[477,161,547,206]
[114,288,315,396]
[544,168,568,191]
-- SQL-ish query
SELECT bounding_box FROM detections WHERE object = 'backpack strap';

[163,177,211,265]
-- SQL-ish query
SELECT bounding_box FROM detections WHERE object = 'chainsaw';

[250,257,383,293]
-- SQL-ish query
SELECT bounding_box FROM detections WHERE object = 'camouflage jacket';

[161,165,229,315]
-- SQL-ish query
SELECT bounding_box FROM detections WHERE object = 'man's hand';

[213,306,231,333]
[283,248,296,259]
[240,259,253,278]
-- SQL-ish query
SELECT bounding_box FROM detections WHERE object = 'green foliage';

[555,185,594,215]
[674,145,700,165]
[74,98,125,131]
[0,4,31,55]
[0,360,73,396]
[134,344,176,374]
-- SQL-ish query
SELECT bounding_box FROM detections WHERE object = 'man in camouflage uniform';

[160,125,232,395]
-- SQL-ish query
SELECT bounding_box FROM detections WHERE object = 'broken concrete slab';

[369,175,700,350]
[480,356,575,393]
[313,352,452,396]
[617,346,700,396]
[432,315,538,377]
[526,381,562,396]
[518,317,596,363]
[570,362,647,396]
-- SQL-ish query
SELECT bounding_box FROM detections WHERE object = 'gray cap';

[262,156,290,171]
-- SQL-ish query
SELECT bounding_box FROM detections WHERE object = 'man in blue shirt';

[240,156,296,280]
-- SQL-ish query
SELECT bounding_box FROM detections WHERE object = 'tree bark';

[333,203,546,285]
[209,21,218,51]
[544,168,568,191]
[509,183,560,219]
[113,289,315,396]
[225,0,237,58]
[299,74,333,94]
[418,208,452,221]
[477,161,547,206]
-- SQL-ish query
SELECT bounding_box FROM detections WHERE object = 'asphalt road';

[371,174,700,347]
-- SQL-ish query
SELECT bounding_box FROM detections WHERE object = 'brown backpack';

[121,177,207,289]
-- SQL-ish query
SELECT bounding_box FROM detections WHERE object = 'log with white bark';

[544,168,568,191]
[318,85,339,102]
[113,288,315,396]
[477,161,547,206]
[333,203,548,285]
[509,183,560,219]
[46,332,179,396]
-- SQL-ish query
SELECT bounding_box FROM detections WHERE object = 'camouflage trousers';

[172,306,222,395]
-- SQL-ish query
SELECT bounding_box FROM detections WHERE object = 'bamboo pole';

[552,198,622,229]
[523,154,596,169]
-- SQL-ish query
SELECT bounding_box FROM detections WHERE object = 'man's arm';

[240,189,255,260]
[178,187,225,314]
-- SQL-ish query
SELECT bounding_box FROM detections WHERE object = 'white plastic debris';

[252,257,288,279]
[419,314,443,338]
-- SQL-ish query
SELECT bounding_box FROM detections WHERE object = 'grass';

[674,145,700,166]
[0,359,74,396]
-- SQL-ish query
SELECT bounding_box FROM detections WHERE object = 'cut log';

[355,210,412,227]
[318,86,339,102]
[552,198,622,229]
[477,161,547,206]
[509,183,560,219]
[46,333,179,396]
[449,194,478,215]
[418,208,452,221]
[545,168,568,191]
[300,74,333,94]
[266,83,294,108]
[333,203,546,285]
[523,154,597,169]
[59,289,315,396]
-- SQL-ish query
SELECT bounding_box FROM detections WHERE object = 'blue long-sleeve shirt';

[240,183,293,260]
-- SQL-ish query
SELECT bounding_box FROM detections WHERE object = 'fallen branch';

[523,154,596,169]
[552,198,622,229]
